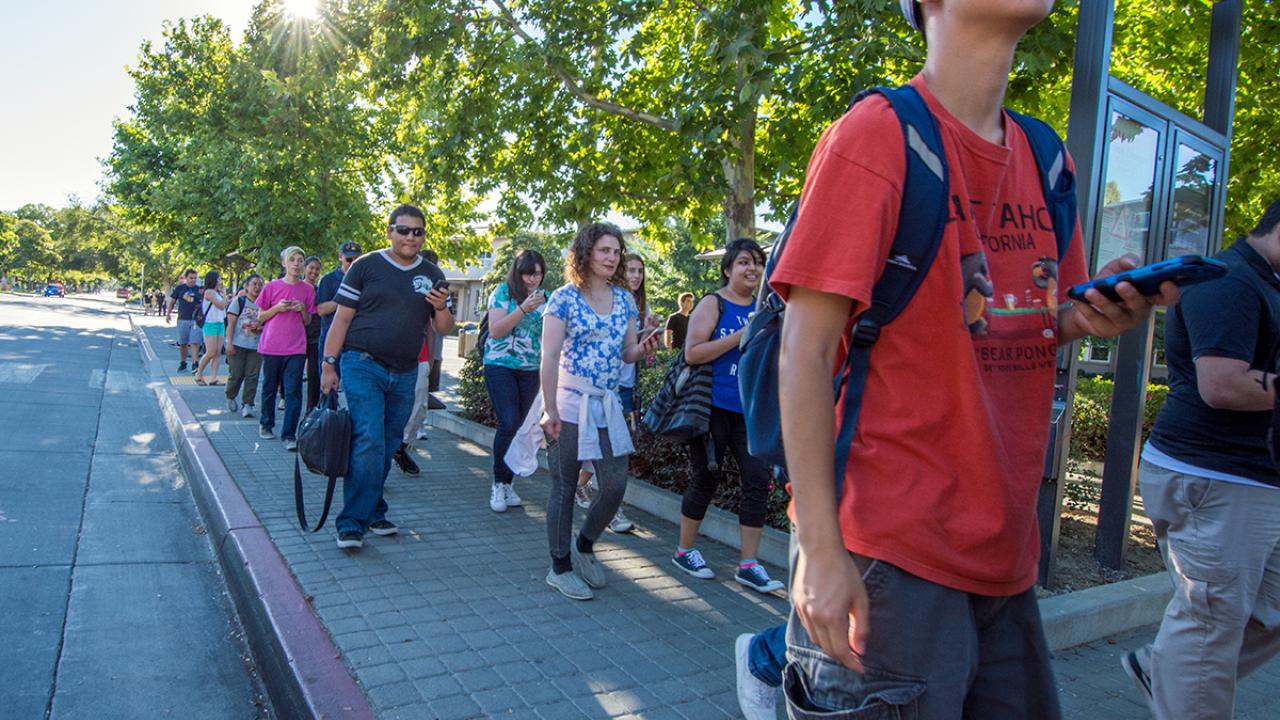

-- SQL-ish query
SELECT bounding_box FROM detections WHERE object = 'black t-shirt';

[316,267,344,336]
[335,251,447,372]
[170,283,200,320]
[665,312,690,350]
[1148,241,1280,485]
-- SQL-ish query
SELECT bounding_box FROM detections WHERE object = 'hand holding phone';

[1067,255,1228,303]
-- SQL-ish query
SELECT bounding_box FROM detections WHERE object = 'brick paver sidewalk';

[140,320,1280,719]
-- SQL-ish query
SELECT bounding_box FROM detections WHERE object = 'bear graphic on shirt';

[411,275,436,295]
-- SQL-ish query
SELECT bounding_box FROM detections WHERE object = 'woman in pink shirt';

[255,246,317,450]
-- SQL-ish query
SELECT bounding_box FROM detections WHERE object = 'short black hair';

[420,249,440,264]
[183,268,197,277]
[1251,196,1280,238]
[389,204,425,227]
[719,238,766,287]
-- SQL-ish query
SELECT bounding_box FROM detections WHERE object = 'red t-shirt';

[771,76,1088,596]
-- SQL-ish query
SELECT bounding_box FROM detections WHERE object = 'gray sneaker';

[572,543,606,588]
[545,568,593,601]
[241,404,255,418]
[227,398,239,412]
[1121,646,1154,712]
[258,425,274,440]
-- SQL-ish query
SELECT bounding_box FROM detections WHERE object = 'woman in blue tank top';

[670,238,783,594]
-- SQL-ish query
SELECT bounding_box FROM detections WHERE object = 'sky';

[0,1,256,212]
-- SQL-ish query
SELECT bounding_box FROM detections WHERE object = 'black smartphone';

[1066,255,1229,303]
[435,281,451,292]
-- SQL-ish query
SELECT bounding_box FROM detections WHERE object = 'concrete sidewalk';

[136,316,1280,719]
[140,319,788,719]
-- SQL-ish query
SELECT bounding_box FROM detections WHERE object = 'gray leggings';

[546,422,629,564]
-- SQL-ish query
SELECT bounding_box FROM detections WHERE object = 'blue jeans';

[749,623,787,687]
[336,352,416,535]
[259,353,305,440]
[482,364,540,485]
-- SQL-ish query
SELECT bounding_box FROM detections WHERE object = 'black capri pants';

[682,406,770,528]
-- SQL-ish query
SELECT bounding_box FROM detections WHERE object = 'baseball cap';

[900,0,921,31]
[339,241,362,257]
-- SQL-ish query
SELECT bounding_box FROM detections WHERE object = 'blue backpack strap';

[830,84,950,497]
[1007,110,1077,261]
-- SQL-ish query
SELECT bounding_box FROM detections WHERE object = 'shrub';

[1068,375,1169,462]
[457,349,496,427]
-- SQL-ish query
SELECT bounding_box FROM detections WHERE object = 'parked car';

[44,282,65,298]
[115,287,131,299]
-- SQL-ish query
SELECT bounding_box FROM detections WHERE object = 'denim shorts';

[176,319,202,346]
[619,384,635,415]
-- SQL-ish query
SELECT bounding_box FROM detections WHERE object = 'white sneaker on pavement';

[735,633,780,720]
[607,507,634,533]
[489,484,508,513]
[502,483,522,507]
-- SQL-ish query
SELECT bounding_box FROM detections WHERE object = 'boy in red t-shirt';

[771,1,1179,716]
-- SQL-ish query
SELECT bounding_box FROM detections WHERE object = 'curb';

[427,409,1171,651]
[130,316,374,720]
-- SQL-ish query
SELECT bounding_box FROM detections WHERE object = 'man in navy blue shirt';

[1124,196,1280,718]
[315,241,361,368]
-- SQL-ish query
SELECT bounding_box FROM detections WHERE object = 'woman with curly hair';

[539,223,661,600]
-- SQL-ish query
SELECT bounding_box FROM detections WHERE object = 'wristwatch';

[323,356,338,367]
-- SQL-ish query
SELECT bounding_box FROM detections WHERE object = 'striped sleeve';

[334,259,364,308]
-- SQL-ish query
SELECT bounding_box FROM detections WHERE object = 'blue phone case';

[1067,255,1229,303]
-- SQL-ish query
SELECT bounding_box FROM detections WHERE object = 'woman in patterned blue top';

[482,249,547,513]
[539,223,661,601]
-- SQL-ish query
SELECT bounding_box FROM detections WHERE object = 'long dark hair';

[202,270,220,291]
[619,253,648,320]
[506,250,546,304]
[719,238,766,288]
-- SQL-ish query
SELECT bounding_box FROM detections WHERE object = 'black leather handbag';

[293,391,351,532]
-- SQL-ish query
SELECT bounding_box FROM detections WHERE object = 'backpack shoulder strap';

[1006,110,1077,261]
[830,83,951,496]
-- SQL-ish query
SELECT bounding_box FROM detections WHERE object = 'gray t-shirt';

[228,295,262,350]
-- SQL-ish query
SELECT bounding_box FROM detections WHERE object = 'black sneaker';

[393,444,420,476]
[177,362,188,372]
[336,531,363,549]
[369,519,398,536]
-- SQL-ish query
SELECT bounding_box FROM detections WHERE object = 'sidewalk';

[140,318,788,719]
[138,317,1280,719]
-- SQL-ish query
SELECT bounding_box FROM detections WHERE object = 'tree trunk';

[721,108,757,245]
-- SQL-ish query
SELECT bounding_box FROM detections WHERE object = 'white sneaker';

[607,508,634,533]
[416,426,430,441]
[735,633,780,720]
[277,397,286,410]
[574,482,593,509]
[258,426,274,440]
[502,484,522,507]
[241,404,255,418]
[489,484,508,513]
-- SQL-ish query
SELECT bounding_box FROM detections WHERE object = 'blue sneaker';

[736,564,785,594]
[672,549,714,579]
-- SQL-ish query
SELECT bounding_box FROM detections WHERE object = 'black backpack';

[642,294,724,441]
[293,391,351,532]
[192,286,207,327]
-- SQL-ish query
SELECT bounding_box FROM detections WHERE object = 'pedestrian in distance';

[225,273,265,417]
[256,246,316,451]
[315,241,363,369]
[1122,196,1280,718]
[321,204,453,550]
[773,1,1178,717]
[165,269,202,373]
[482,249,547,512]
[303,256,324,414]
[672,238,783,595]
[665,291,695,350]
[195,271,231,386]
[539,222,661,601]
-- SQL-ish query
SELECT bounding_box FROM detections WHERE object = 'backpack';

[738,83,1077,497]
[293,391,351,532]
[642,294,725,441]
[475,312,490,358]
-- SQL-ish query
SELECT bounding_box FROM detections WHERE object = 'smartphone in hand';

[1067,255,1228,303]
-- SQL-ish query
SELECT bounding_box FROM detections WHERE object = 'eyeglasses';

[390,225,425,237]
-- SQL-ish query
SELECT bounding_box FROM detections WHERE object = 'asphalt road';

[0,292,269,719]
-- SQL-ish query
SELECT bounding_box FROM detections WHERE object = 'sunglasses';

[390,225,425,237]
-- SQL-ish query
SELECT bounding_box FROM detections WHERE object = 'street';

[0,293,269,719]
